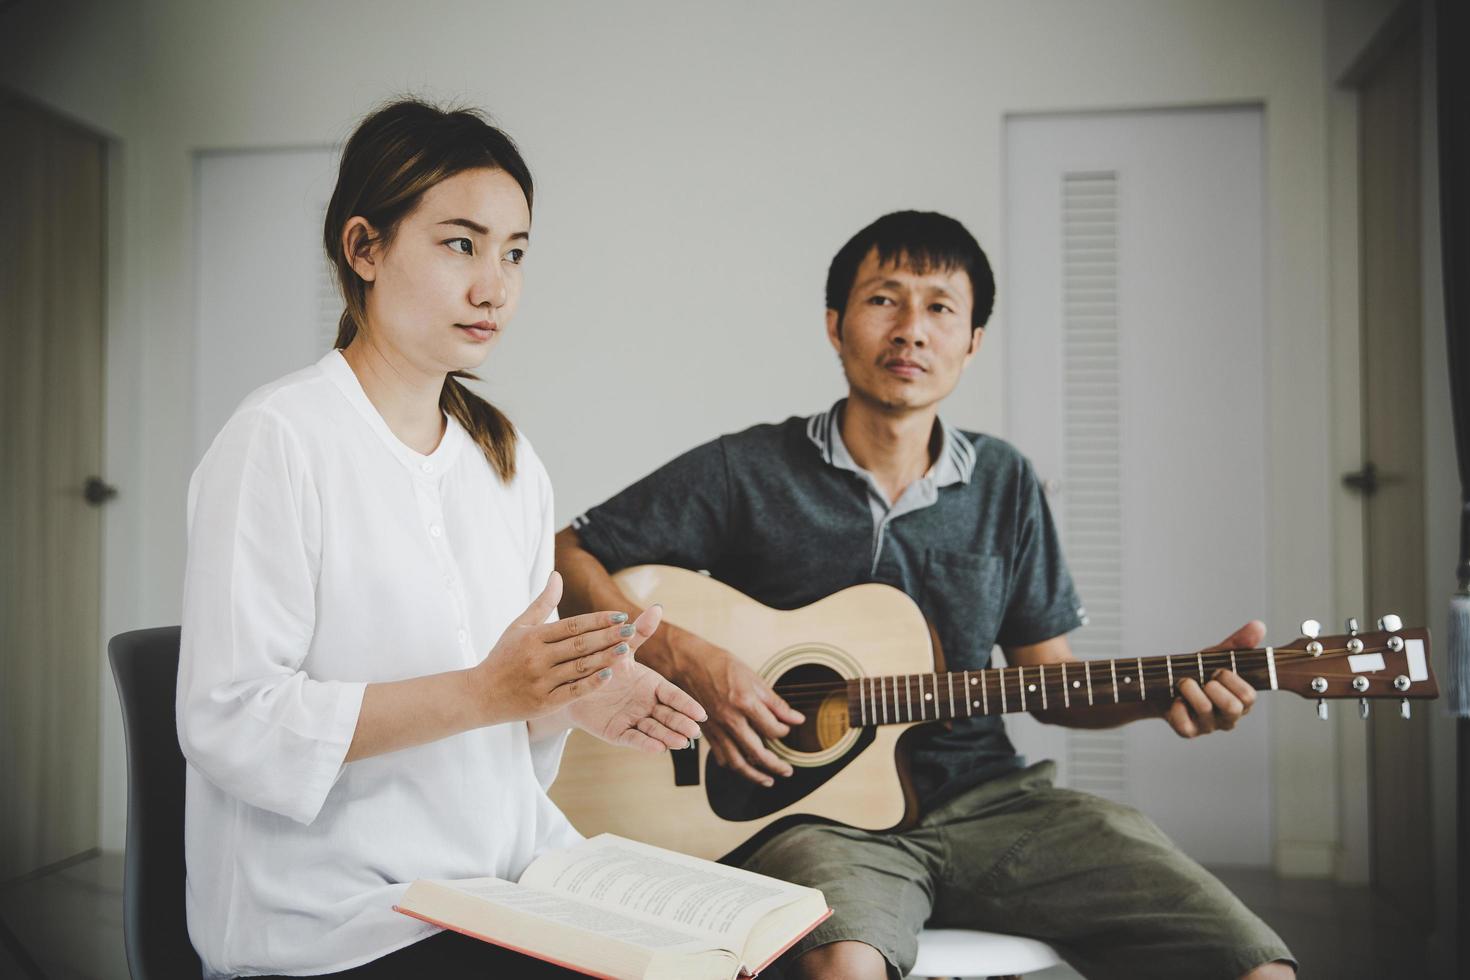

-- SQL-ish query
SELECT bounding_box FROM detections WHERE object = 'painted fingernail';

[614,643,630,655]
[619,624,636,637]
[598,668,613,679]
[610,612,628,624]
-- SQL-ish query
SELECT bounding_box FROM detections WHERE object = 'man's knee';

[1241,960,1295,979]
[791,939,889,980]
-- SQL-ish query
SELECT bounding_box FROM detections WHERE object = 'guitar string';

[766,648,1365,694]
[767,648,1390,709]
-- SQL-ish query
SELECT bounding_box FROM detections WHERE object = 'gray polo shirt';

[572,399,1086,810]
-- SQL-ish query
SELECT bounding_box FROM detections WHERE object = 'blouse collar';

[318,349,467,478]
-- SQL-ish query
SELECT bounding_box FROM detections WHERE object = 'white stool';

[905,928,1062,980]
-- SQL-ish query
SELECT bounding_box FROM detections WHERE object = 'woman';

[177,100,705,978]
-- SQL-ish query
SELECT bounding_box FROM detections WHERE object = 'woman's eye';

[446,238,474,255]
[504,248,526,265]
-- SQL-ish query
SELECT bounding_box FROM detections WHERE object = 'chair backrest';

[108,626,202,980]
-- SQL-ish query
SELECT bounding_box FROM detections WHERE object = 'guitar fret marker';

[1110,659,1119,703]
[1084,661,1094,706]
[1039,664,1048,709]
[1061,662,1071,708]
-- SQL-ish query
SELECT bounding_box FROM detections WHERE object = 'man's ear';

[342,217,381,283]
[825,308,843,352]
[963,326,984,366]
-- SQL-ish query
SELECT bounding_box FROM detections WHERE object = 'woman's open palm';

[565,606,706,752]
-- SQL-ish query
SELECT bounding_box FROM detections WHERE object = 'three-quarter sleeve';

[521,441,571,790]
[177,407,366,826]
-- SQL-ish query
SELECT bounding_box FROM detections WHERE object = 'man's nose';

[891,304,927,347]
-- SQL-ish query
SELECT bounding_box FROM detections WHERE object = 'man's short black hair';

[825,211,995,331]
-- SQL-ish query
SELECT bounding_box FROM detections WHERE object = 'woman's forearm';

[344,668,488,763]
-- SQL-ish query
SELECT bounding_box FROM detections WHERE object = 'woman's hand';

[565,605,708,752]
[467,572,651,726]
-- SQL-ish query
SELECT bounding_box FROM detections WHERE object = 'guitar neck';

[845,648,1279,725]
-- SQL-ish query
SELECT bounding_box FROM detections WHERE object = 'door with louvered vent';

[1002,107,1270,866]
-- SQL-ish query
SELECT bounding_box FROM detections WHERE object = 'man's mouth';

[883,359,926,377]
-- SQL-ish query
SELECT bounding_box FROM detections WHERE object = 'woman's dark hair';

[824,210,996,332]
[324,99,533,481]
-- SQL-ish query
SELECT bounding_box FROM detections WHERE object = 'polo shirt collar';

[806,398,975,487]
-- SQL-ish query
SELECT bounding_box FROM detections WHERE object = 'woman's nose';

[471,263,507,309]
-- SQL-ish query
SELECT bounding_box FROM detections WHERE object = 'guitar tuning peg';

[1345,617,1360,636]
[1359,699,1370,719]
[1400,699,1412,719]
[1300,619,1321,639]
[1317,699,1330,720]
[1378,614,1403,632]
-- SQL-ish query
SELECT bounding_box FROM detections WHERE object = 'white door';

[1002,107,1271,865]
[194,148,338,460]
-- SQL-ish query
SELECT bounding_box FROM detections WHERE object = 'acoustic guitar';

[548,565,1437,862]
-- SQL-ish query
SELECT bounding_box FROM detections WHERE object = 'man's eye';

[931,303,954,314]
[504,248,526,265]
[867,295,894,306]
[446,238,474,255]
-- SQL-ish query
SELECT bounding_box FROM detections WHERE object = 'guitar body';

[548,565,937,862]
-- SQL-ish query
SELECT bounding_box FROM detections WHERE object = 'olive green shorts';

[742,761,1295,980]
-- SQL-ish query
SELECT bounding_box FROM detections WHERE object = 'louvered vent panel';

[1060,172,1127,804]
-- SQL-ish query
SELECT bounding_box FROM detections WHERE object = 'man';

[555,211,1296,980]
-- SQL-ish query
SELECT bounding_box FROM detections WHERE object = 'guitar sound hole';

[772,663,847,754]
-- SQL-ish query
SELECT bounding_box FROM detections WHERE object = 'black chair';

[108,626,202,979]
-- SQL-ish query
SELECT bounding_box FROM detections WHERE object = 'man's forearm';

[554,528,680,677]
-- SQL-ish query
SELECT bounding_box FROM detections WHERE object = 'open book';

[394,833,831,979]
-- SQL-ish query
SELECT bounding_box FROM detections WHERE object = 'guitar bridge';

[671,743,700,786]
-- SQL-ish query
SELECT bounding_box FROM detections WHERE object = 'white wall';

[1,0,1344,871]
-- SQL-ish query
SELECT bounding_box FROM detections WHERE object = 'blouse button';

[457,629,468,644]
[429,524,443,538]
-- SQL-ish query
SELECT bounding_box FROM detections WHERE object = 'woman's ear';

[342,217,380,283]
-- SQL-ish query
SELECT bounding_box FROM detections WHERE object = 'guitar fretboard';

[843,648,1280,725]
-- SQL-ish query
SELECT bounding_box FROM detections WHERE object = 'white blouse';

[177,350,581,978]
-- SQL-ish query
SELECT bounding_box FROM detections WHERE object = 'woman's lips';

[457,321,497,341]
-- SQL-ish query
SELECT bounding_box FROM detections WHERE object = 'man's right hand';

[668,626,805,787]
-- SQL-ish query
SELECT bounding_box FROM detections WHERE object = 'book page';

[444,878,714,953]
[522,835,807,943]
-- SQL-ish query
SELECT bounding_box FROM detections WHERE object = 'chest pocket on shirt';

[920,549,1007,669]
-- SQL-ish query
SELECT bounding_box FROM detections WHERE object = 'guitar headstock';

[1270,615,1436,719]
